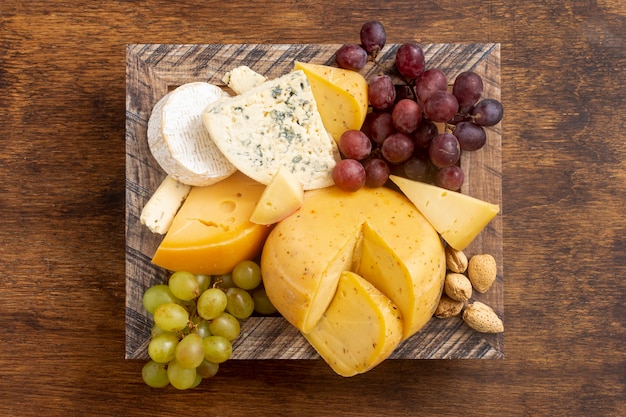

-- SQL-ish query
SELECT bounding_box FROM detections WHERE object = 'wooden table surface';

[1,1,624,416]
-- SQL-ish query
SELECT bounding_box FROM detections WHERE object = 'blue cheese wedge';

[202,70,340,190]
[148,82,237,187]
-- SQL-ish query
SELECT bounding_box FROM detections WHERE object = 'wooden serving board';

[125,43,502,360]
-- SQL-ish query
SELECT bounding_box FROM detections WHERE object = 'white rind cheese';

[140,175,191,234]
[222,66,267,95]
[202,70,340,190]
[147,82,237,186]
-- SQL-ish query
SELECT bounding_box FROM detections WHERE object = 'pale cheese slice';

[147,82,237,187]
[249,166,304,225]
[140,175,191,234]
[303,271,403,377]
[222,66,267,95]
[202,70,341,190]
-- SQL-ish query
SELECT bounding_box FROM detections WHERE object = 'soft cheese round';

[202,70,340,190]
[148,82,237,186]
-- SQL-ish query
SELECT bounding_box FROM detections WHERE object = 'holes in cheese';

[147,82,237,187]
[151,171,271,275]
[261,186,446,341]
[389,175,500,250]
[303,271,403,377]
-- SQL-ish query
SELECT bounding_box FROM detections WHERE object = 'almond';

[467,253,497,293]
[445,246,468,273]
[434,295,465,318]
[462,301,504,333]
[444,273,472,302]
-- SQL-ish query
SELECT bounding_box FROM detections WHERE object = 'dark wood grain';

[1,1,625,416]
[125,43,502,361]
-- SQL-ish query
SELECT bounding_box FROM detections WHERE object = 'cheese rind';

[151,171,271,275]
[202,70,340,190]
[389,175,500,250]
[303,271,403,377]
[249,166,304,225]
[147,82,236,187]
[140,175,191,234]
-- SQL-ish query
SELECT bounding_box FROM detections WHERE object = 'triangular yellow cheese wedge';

[390,175,499,250]
[250,166,304,225]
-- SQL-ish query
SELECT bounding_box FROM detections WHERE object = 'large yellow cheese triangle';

[152,171,271,275]
[294,61,368,142]
[390,175,499,250]
[303,271,403,377]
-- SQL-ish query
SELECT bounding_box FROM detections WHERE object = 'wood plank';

[125,43,502,360]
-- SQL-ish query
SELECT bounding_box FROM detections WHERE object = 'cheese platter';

[125,43,503,363]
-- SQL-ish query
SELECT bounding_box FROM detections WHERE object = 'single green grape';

[252,287,278,315]
[203,335,232,364]
[175,333,205,369]
[208,312,241,341]
[225,287,255,319]
[232,260,262,290]
[153,302,189,332]
[142,284,180,314]
[168,271,200,301]
[197,287,228,320]
[141,360,169,388]
[167,358,197,390]
[196,274,212,293]
[196,319,212,339]
[148,332,179,363]
[211,273,236,289]
[190,373,203,389]
[196,359,219,378]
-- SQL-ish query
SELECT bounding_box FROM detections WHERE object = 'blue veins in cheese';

[202,70,340,190]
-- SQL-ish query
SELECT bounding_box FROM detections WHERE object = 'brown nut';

[444,272,473,302]
[467,253,497,293]
[445,246,468,273]
[434,295,465,318]
[462,301,504,333]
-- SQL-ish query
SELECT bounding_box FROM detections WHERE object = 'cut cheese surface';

[202,70,340,190]
[147,82,236,186]
[152,171,271,275]
[222,65,267,95]
[140,175,191,234]
[294,61,368,142]
[303,271,403,377]
[390,175,500,250]
[261,185,446,338]
[250,166,304,225]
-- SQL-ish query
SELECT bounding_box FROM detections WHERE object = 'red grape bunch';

[332,20,503,192]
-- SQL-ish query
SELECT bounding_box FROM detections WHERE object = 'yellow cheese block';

[261,185,446,339]
[294,61,368,143]
[152,171,271,275]
[389,175,500,250]
[303,271,403,377]
[250,166,304,225]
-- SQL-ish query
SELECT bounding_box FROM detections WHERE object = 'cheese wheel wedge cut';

[202,70,340,190]
[261,185,446,339]
[303,271,403,377]
[147,82,237,186]
[389,175,500,250]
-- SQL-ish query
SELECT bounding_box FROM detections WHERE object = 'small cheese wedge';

[202,70,340,190]
[390,175,500,250]
[147,82,236,187]
[222,65,267,95]
[294,61,369,142]
[303,271,403,377]
[250,166,304,225]
[140,175,192,234]
[151,171,271,275]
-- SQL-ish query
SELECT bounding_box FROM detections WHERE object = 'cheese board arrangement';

[125,39,503,383]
